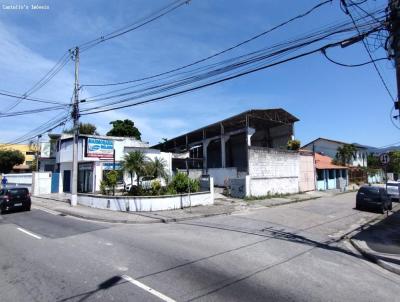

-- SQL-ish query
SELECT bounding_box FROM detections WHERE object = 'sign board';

[79,162,93,170]
[40,142,51,158]
[379,153,390,165]
[86,138,114,158]
[103,162,122,170]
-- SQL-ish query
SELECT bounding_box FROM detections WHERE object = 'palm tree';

[335,144,357,166]
[121,151,148,187]
[146,157,168,180]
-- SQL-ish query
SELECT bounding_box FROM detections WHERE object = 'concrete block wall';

[247,147,299,196]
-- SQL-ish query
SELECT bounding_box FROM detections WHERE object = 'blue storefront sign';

[103,162,122,170]
[86,137,114,158]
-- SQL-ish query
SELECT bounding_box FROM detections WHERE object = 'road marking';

[17,227,42,240]
[34,205,60,215]
[121,275,176,302]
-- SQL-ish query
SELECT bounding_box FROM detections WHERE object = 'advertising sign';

[103,162,122,170]
[86,137,114,158]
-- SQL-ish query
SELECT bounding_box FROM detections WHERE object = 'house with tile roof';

[314,153,348,190]
[302,137,368,167]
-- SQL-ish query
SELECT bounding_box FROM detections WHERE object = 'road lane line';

[35,206,60,215]
[17,227,42,240]
[121,275,176,302]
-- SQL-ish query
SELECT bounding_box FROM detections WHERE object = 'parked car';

[386,181,400,201]
[0,187,31,214]
[356,186,392,213]
[124,176,166,192]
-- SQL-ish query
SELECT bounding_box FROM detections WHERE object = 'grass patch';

[244,192,291,201]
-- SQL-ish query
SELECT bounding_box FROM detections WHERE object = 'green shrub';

[100,170,119,195]
[169,172,200,194]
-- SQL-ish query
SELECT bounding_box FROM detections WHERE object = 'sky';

[0,0,398,148]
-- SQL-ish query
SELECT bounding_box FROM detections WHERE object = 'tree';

[367,154,380,169]
[121,151,148,187]
[0,150,25,173]
[387,151,400,174]
[335,144,357,166]
[287,139,300,151]
[146,157,168,180]
[106,119,141,140]
[64,122,99,135]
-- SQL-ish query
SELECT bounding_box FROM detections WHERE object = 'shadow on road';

[57,276,125,302]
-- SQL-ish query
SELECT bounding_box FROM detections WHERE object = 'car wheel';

[381,204,386,214]
[25,205,31,211]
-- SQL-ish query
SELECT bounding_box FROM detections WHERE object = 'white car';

[124,176,166,192]
[386,181,400,201]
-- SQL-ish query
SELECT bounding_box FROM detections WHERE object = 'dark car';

[356,186,392,213]
[0,187,31,214]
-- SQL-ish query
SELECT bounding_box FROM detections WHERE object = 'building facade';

[302,137,368,167]
[54,134,172,194]
[314,153,348,191]
[0,143,37,172]
[154,108,309,197]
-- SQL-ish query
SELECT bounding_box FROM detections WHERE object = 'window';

[26,151,36,155]
[329,170,334,179]
[317,170,324,181]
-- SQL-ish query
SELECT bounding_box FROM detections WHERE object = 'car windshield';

[360,187,380,196]
[8,188,28,196]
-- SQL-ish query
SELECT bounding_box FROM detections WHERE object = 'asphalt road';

[1,192,399,302]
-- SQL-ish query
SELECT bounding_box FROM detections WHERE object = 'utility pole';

[71,47,80,206]
[36,134,41,172]
[389,0,400,113]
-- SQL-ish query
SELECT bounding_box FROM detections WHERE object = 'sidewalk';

[350,206,400,275]
[32,189,351,224]
[31,196,236,224]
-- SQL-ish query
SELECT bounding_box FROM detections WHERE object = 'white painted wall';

[248,147,299,196]
[31,172,52,196]
[123,148,173,186]
[299,153,316,192]
[208,167,238,187]
[78,191,213,212]
[2,173,32,191]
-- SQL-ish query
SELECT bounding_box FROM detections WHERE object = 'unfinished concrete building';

[154,109,312,197]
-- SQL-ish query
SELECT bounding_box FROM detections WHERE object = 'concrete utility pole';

[36,134,41,172]
[389,0,400,112]
[71,47,80,207]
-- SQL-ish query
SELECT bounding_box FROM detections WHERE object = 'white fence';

[1,173,32,191]
[31,172,52,196]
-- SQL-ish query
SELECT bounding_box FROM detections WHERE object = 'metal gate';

[51,172,60,193]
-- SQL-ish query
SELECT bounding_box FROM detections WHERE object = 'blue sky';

[0,0,397,147]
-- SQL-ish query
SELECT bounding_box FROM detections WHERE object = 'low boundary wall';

[78,191,214,212]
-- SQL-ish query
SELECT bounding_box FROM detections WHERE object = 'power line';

[79,12,385,111]
[81,6,386,104]
[2,51,71,112]
[321,47,389,67]
[0,91,67,105]
[80,28,382,116]
[79,0,190,53]
[342,0,395,102]
[82,0,333,87]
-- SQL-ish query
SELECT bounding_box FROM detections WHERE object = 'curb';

[350,238,400,275]
[32,201,233,224]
